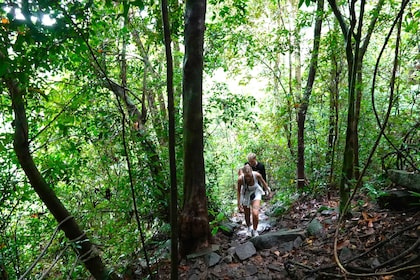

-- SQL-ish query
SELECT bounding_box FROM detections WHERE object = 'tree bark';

[353,0,385,180]
[161,0,179,277]
[296,0,324,189]
[102,79,169,221]
[328,0,384,214]
[326,37,340,192]
[8,79,118,280]
[179,0,211,258]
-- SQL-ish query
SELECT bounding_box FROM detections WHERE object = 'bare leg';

[243,206,251,227]
[251,199,261,230]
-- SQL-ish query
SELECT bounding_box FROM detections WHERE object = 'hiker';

[245,152,267,182]
[237,165,271,237]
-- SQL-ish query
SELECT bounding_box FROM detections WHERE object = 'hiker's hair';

[238,168,243,176]
[243,165,253,175]
[247,153,257,161]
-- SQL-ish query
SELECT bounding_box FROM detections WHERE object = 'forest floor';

[134,191,420,279]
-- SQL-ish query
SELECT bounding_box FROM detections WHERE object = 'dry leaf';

[337,239,350,250]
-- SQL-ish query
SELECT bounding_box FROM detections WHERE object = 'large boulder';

[387,169,420,191]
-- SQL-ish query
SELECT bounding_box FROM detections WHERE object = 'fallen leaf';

[337,239,350,250]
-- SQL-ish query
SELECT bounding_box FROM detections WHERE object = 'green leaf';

[0,60,9,77]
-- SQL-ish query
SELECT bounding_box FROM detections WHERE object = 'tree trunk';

[353,65,363,180]
[179,0,211,257]
[161,0,179,277]
[327,45,340,192]
[8,79,118,280]
[353,0,385,180]
[103,79,170,221]
[296,0,324,189]
[328,0,384,214]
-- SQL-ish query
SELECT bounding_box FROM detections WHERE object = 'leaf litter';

[130,191,420,279]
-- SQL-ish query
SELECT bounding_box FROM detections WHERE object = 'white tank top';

[242,171,262,192]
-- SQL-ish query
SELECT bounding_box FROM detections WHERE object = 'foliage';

[0,0,419,278]
[209,211,230,236]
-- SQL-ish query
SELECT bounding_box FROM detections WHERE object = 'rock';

[206,252,221,267]
[235,242,257,260]
[339,247,353,261]
[250,228,306,250]
[278,241,294,254]
[222,255,233,263]
[387,169,420,191]
[219,222,238,236]
[293,236,303,248]
[307,218,323,236]
[186,244,220,259]
[267,264,283,272]
[378,189,420,210]
[244,264,258,276]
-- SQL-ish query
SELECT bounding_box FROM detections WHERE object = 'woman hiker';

[237,165,271,237]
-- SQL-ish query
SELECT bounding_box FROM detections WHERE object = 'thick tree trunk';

[8,80,118,280]
[179,0,211,258]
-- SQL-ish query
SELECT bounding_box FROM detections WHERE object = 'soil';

[133,192,420,279]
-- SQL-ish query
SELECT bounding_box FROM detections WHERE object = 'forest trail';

[139,193,420,279]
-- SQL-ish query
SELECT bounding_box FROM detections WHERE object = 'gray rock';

[235,242,257,260]
[250,228,306,250]
[278,241,294,254]
[387,169,420,191]
[219,222,238,236]
[339,247,353,261]
[226,246,236,256]
[244,264,258,275]
[222,255,233,263]
[206,252,221,267]
[307,219,323,236]
[186,244,220,259]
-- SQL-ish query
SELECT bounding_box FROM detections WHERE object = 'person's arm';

[237,178,243,212]
[256,173,271,194]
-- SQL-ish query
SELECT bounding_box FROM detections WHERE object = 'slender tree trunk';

[327,53,340,193]
[8,79,118,280]
[354,64,363,180]
[353,0,385,180]
[103,79,170,221]
[329,0,384,214]
[328,0,360,214]
[179,0,211,257]
[296,0,324,189]
[161,0,179,277]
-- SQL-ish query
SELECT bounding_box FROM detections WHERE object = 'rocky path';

[139,193,420,279]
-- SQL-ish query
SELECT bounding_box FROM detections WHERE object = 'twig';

[38,245,69,280]
[375,237,420,269]
[66,253,79,280]
[346,222,420,264]
[18,216,73,280]
[287,260,313,270]
[308,222,420,275]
